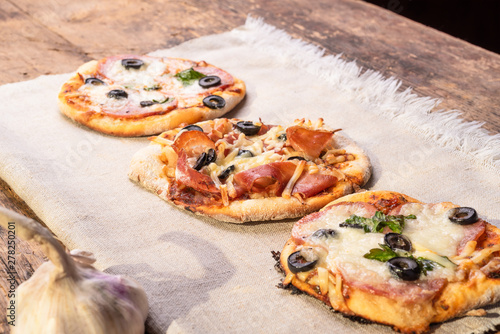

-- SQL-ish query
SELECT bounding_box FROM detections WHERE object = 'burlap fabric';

[1,17,499,334]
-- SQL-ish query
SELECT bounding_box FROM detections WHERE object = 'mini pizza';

[129,118,371,222]
[279,190,500,333]
[58,55,245,136]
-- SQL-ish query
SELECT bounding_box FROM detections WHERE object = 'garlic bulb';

[0,207,149,334]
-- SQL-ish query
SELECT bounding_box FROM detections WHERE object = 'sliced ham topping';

[457,219,486,254]
[100,98,178,119]
[172,130,215,158]
[286,126,333,159]
[233,162,297,196]
[175,151,219,194]
[291,173,337,198]
[339,263,447,303]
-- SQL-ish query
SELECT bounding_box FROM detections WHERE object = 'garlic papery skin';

[1,207,149,334]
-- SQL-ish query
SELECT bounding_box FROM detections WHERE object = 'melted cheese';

[105,58,167,87]
[299,203,465,282]
[79,57,208,112]
[398,203,464,258]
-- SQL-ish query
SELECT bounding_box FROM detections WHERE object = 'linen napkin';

[1,16,499,334]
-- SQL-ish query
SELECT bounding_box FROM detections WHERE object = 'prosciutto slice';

[172,130,215,158]
[291,173,337,198]
[175,151,219,194]
[233,162,296,196]
[286,126,333,159]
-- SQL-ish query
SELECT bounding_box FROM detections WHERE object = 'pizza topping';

[384,233,412,252]
[311,229,337,240]
[282,160,306,199]
[387,257,421,281]
[181,124,204,132]
[140,101,155,107]
[237,149,254,158]
[456,220,486,254]
[138,97,172,107]
[192,148,216,171]
[339,211,415,234]
[199,75,221,88]
[218,165,235,181]
[235,121,262,136]
[233,161,296,196]
[448,207,478,225]
[172,130,215,158]
[175,151,219,194]
[291,173,337,198]
[286,126,334,159]
[174,67,206,85]
[121,58,145,70]
[85,77,105,86]
[203,95,226,109]
[287,156,306,161]
[107,89,128,99]
[144,84,161,91]
[287,249,319,274]
[278,133,287,141]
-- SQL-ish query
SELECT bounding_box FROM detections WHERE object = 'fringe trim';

[232,16,500,173]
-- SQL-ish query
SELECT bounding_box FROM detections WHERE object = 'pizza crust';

[129,120,371,223]
[58,58,246,137]
[279,190,500,333]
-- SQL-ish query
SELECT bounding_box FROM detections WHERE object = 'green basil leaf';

[415,257,443,275]
[364,244,398,262]
[340,211,415,234]
[144,84,161,91]
[174,68,205,85]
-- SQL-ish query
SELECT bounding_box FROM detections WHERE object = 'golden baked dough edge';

[280,190,500,334]
[128,130,371,223]
[58,59,246,137]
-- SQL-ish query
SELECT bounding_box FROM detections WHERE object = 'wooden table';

[1,0,499,332]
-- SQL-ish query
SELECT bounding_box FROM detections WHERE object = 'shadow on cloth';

[105,231,235,333]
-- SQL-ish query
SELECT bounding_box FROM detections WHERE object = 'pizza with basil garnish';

[58,55,245,136]
[279,190,500,334]
[128,118,371,222]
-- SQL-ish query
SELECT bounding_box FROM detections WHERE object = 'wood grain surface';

[1,0,499,332]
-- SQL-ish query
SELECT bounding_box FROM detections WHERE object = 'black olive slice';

[448,207,478,225]
[237,149,254,158]
[107,90,128,99]
[235,121,261,136]
[387,257,421,281]
[218,165,235,180]
[384,233,412,252]
[121,58,144,69]
[181,125,204,132]
[140,101,155,107]
[199,76,221,88]
[193,152,207,171]
[192,148,216,171]
[287,156,306,161]
[278,133,287,141]
[206,148,216,164]
[203,95,226,109]
[287,250,318,274]
[85,77,104,86]
[311,229,336,239]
